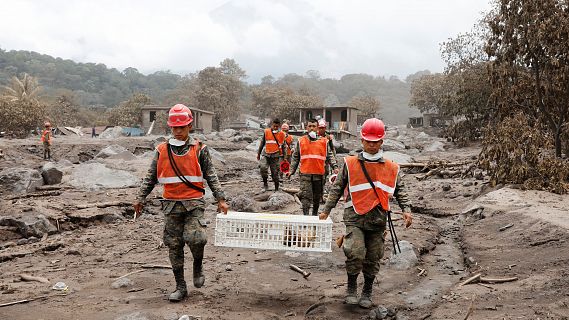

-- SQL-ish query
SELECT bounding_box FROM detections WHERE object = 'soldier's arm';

[200,146,226,201]
[394,171,411,212]
[257,134,266,157]
[136,151,159,203]
[289,140,301,175]
[326,142,338,170]
[322,161,348,213]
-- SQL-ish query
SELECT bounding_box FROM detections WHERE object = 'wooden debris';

[305,301,327,316]
[141,264,172,269]
[253,258,272,262]
[418,268,427,277]
[116,269,144,280]
[530,238,560,247]
[127,287,144,293]
[221,180,246,186]
[20,274,49,283]
[0,295,48,308]
[480,276,518,284]
[498,223,514,232]
[463,295,476,320]
[290,264,311,279]
[477,283,494,289]
[7,191,62,200]
[76,201,130,210]
[36,185,70,191]
[459,273,481,287]
[281,187,300,194]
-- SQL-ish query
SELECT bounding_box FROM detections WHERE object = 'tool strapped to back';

[357,159,401,254]
[166,143,205,194]
[270,130,286,156]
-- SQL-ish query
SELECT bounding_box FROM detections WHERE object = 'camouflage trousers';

[342,207,386,276]
[259,155,281,185]
[299,174,324,216]
[43,142,51,159]
[163,203,208,269]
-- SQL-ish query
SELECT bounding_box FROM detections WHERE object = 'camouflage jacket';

[136,136,226,213]
[289,135,338,176]
[257,131,287,159]
[322,152,411,214]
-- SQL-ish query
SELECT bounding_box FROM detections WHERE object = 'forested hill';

[0,48,423,124]
[0,48,181,106]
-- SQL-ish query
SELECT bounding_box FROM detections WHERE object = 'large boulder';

[231,194,257,212]
[261,191,295,210]
[68,163,139,190]
[423,141,446,152]
[41,162,63,185]
[95,145,127,159]
[0,167,43,193]
[99,126,124,139]
[382,139,406,151]
[0,215,58,238]
[388,240,418,270]
[219,129,237,139]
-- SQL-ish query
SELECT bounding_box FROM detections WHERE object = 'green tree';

[107,93,152,127]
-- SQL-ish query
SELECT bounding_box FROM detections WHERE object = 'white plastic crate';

[215,211,333,252]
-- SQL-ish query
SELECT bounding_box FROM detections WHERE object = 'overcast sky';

[0,0,490,82]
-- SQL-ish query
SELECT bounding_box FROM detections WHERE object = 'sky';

[0,0,491,82]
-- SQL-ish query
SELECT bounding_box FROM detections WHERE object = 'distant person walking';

[257,118,286,191]
[91,126,96,138]
[40,122,52,160]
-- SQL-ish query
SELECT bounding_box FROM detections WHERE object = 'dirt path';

[1,135,568,320]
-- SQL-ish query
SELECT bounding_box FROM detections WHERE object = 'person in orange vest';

[286,118,338,216]
[317,119,336,203]
[282,123,294,162]
[133,104,229,302]
[40,122,53,160]
[319,118,413,309]
[257,118,286,191]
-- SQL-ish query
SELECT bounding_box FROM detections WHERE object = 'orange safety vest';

[345,156,399,215]
[284,134,294,156]
[40,129,51,144]
[299,135,327,175]
[156,142,205,200]
[264,128,285,155]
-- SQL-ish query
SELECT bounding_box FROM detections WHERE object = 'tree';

[0,73,45,137]
[348,95,380,119]
[486,0,569,158]
[107,93,152,127]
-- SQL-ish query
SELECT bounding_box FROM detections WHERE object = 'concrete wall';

[141,108,213,134]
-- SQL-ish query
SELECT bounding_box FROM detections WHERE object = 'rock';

[111,277,132,289]
[219,129,237,139]
[246,139,261,152]
[474,169,484,180]
[178,316,200,320]
[56,159,74,168]
[41,162,63,185]
[367,306,389,319]
[442,184,451,191]
[383,152,413,164]
[205,132,218,140]
[0,215,57,238]
[423,141,445,152]
[207,147,226,163]
[100,127,123,139]
[225,264,233,271]
[382,139,406,151]
[114,312,150,320]
[17,238,29,245]
[231,195,257,212]
[68,163,138,190]
[0,167,43,194]
[462,181,474,187]
[261,191,295,210]
[388,241,418,270]
[95,145,134,160]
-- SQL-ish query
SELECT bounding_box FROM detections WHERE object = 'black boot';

[359,274,375,308]
[263,178,269,191]
[168,267,187,302]
[302,205,310,216]
[345,273,358,305]
[193,255,205,288]
[312,200,320,216]
[274,179,280,191]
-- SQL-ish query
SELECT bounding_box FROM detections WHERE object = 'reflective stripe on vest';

[156,142,205,200]
[345,156,399,215]
[264,128,285,154]
[299,135,327,175]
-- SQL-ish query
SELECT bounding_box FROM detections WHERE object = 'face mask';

[168,138,186,146]
[362,150,383,161]
[272,129,280,133]
[308,131,317,139]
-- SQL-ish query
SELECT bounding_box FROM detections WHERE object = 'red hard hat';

[280,160,290,173]
[167,104,193,127]
[360,118,385,141]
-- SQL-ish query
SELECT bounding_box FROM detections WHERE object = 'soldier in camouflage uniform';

[287,119,338,216]
[320,118,412,309]
[317,119,336,202]
[40,122,52,160]
[257,118,286,191]
[133,104,229,302]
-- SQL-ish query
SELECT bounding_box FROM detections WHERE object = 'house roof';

[298,105,358,110]
[141,105,214,115]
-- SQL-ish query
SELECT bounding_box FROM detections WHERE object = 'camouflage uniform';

[323,152,411,277]
[41,129,52,160]
[320,132,336,197]
[257,134,285,190]
[289,135,338,216]
[136,136,225,285]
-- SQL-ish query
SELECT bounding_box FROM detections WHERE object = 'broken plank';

[459,273,481,287]
[20,274,49,283]
[7,191,62,200]
[141,264,172,269]
[479,276,518,284]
